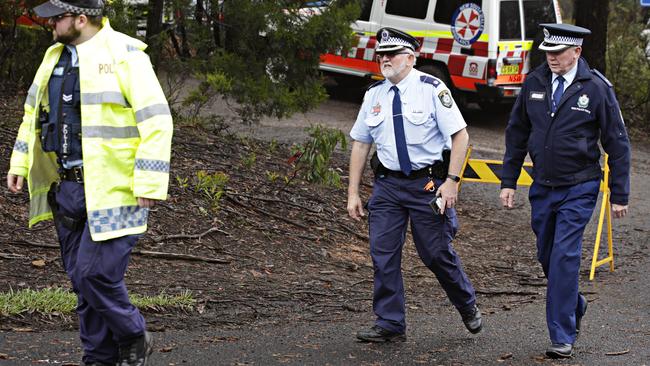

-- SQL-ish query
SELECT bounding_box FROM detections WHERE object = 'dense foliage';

[607,0,650,134]
[175,0,360,122]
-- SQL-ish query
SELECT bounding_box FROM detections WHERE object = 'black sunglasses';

[51,13,78,22]
[375,51,411,61]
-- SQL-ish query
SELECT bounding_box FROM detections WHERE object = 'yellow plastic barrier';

[458,146,614,281]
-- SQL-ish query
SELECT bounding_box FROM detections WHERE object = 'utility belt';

[59,166,84,183]
[370,150,450,180]
[47,182,86,231]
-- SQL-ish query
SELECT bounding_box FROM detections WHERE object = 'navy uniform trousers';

[529,179,599,344]
[367,175,476,334]
[53,181,146,364]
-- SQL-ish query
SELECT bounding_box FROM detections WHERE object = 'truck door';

[496,0,559,89]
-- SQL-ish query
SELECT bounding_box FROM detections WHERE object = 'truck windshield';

[523,0,556,39]
[500,0,557,40]
[500,1,521,40]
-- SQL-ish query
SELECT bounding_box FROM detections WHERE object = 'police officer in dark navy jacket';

[500,23,631,359]
[347,27,482,343]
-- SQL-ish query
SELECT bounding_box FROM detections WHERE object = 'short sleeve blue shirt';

[350,68,467,171]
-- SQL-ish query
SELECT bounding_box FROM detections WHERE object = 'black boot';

[460,305,483,334]
[356,325,406,342]
[546,343,573,358]
[118,331,153,366]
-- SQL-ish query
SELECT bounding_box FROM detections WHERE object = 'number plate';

[500,64,519,75]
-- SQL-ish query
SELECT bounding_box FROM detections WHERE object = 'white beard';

[381,60,407,79]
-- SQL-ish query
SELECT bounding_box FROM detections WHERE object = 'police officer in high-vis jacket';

[347,27,482,342]
[6,1,173,365]
[500,24,630,359]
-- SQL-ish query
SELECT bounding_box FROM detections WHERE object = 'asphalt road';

[1,88,649,365]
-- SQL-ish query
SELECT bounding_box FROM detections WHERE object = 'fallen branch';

[152,226,230,243]
[336,223,369,241]
[132,249,230,264]
[605,349,630,356]
[475,289,538,296]
[227,196,310,230]
[10,240,59,249]
[226,192,322,213]
[0,252,27,259]
[7,239,229,264]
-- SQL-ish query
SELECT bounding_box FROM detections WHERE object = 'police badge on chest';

[571,94,591,114]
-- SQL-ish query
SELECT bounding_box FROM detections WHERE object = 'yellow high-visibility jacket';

[9,19,173,241]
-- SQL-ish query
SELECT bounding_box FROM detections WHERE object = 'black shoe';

[576,293,588,337]
[460,305,483,334]
[118,331,153,366]
[81,363,113,366]
[546,343,573,358]
[356,325,406,342]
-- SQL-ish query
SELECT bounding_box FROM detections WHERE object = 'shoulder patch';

[420,75,441,87]
[591,69,613,88]
[367,79,385,90]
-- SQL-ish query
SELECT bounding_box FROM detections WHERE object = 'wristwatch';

[447,174,461,182]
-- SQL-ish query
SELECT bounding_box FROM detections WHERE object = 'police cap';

[375,27,420,53]
[538,23,591,52]
[34,0,105,18]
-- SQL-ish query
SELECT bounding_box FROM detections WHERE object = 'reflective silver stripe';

[82,126,140,139]
[88,205,149,235]
[13,140,28,153]
[81,92,129,107]
[26,83,38,108]
[135,103,171,123]
[127,44,141,52]
[135,159,170,173]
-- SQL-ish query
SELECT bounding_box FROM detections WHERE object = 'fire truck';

[319,0,562,110]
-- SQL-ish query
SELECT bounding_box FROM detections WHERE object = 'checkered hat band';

[51,0,103,16]
[543,35,582,47]
[378,37,413,49]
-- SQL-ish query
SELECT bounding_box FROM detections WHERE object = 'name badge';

[53,67,64,76]
[529,91,546,101]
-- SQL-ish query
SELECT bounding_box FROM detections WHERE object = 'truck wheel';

[417,64,467,110]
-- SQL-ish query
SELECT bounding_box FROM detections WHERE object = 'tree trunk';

[195,0,205,24]
[573,0,608,74]
[145,0,165,70]
[211,0,225,49]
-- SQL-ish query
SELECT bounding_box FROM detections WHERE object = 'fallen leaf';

[499,353,513,360]
[31,259,46,267]
[159,346,174,353]
[250,269,264,278]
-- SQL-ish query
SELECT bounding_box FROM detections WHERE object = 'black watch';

[447,174,461,182]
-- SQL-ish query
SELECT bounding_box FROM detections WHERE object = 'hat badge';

[543,28,550,38]
[381,30,389,42]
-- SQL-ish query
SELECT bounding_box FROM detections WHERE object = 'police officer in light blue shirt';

[500,23,631,359]
[347,27,482,342]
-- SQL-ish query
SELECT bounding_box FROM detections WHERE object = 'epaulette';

[591,69,613,87]
[367,79,385,90]
[420,75,441,87]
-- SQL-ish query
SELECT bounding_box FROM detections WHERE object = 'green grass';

[0,288,195,316]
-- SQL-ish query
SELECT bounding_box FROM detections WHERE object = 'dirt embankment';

[0,85,551,333]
